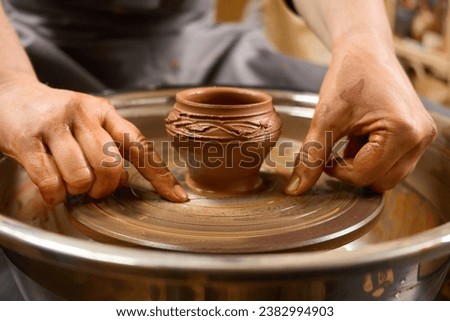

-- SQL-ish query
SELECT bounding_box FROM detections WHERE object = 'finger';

[284,118,337,195]
[343,135,368,159]
[368,144,423,192]
[44,128,94,195]
[15,138,66,205]
[325,130,416,188]
[74,125,124,199]
[103,108,188,202]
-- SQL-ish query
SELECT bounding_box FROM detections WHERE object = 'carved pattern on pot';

[165,109,280,140]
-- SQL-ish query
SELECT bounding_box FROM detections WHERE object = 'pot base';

[184,173,264,197]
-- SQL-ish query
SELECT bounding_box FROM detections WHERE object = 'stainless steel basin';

[0,88,449,300]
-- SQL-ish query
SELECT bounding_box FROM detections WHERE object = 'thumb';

[284,116,337,195]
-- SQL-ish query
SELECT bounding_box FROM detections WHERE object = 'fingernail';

[174,184,189,202]
[285,174,301,195]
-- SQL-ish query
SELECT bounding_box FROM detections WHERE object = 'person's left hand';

[0,71,189,205]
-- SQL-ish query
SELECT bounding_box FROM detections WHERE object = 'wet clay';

[165,87,281,195]
[8,158,439,253]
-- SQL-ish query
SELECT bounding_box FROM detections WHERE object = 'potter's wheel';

[66,91,384,253]
[68,165,383,253]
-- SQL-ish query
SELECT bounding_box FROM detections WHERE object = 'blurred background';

[216,0,450,109]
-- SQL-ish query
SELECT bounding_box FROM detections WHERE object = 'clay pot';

[165,87,281,195]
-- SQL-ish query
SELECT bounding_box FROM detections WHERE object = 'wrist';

[324,0,395,57]
[331,31,396,63]
[0,69,38,87]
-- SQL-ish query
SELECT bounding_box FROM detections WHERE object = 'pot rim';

[175,86,273,112]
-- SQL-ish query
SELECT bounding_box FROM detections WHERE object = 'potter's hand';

[284,43,437,195]
[0,72,188,205]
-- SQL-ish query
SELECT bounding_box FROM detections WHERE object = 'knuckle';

[93,161,123,181]
[395,116,438,146]
[95,96,114,109]
[397,119,422,145]
[67,93,114,122]
[132,132,149,147]
[130,137,149,158]
[151,166,171,179]
[128,136,159,164]
[12,134,46,155]
[100,142,122,162]
[65,169,94,190]
[36,176,62,194]
[99,100,115,115]
[46,123,72,139]
[93,97,115,117]
[64,91,85,113]
[298,146,325,169]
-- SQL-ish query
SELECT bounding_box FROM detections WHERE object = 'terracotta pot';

[165,87,281,195]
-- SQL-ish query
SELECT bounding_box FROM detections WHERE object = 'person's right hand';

[284,41,437,196]
[0,71,188,205]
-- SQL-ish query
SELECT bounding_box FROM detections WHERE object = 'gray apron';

[2,0,326,92]
[0,0,327,300]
